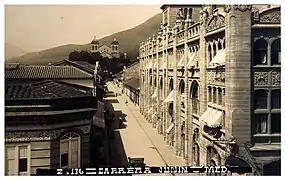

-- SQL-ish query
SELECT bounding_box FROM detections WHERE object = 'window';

[5,145,30,176]
[253,39,268,65]
[91,46,95,51]
[271,114,281,134]
[208,87,212,103]
[254,90,268,109]
[218,88,222,105]
[192,83,199,115]
[271,39,280,65]
[208,45,212,62]
[213,88,217,104]
[60,132,80,168]
[255,114,268,134]
[271,89,281,109]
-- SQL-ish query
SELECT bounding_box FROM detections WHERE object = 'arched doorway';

[190,81,199,115]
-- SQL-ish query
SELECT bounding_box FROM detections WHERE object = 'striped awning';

[163,90,174,103]
[210,49,226,67]
[177,55,185,68]
[200,108,223,128]
[166,123,175,134]
[187,52,197,68]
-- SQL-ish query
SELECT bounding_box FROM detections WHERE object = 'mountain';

[6,13,162,65]
[5,43,27,60]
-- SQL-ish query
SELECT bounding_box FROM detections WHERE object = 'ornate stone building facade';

[139,5,280,175]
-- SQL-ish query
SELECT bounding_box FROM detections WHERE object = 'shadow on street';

[104,91,129,167]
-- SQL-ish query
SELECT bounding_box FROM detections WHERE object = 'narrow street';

[104,82,189,176]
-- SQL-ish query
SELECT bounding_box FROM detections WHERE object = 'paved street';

[104,82,190,176]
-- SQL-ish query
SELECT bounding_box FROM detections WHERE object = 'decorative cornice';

[225,5,252,13]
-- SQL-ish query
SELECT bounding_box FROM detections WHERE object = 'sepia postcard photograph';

[3,1,282,177]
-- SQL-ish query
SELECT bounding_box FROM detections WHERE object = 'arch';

[193,128,199,142]
[190,80,199,115]
[253,38,268,65]
[154,77,157,87]
[217,87,222,105]
[169,78,174,91]
[212,87,217,104]
[213,43,217,57]
[254,89,268,109]
[271,38,281,65]
[159,77,163,89]
[179,79,185,94]
[217,41,222,50]
[60,131,81,168]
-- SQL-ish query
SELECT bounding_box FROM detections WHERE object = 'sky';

[5,5,161,52]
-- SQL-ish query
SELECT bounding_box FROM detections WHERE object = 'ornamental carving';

[5,130,62,142]
[254,71,269,86]
[272,71,281,86]
[206,15,225,32]
[207,71,225,85]
[259,9,281,24]
[224,5,252,13]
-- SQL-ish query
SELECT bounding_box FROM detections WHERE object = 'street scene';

[4,4,281,176]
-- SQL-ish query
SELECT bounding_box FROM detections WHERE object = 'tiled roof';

[5,80,91,100]
[72,61,95,71]
[5,64,93,79]
[124,77,140,90]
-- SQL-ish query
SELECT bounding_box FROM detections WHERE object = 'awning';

[160,62,167,69]
[152,112,157,119]
[200,108,213,121]
[151,89,158,98]
[148,108,153,114]
[166,122,175,134]
[177,55,185,68]
[163,90,174,103]
[187,52,197,68]
[147,62,153,69]
[204,109,223,128]
[210,49,226,67]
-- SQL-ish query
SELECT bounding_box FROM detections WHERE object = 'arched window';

[254,89,268,109]
[212,87,217,104]
[208,86,212,103]
[169,79,174,91]
[179,80,185,94]
[271,38,281,65]
[271,89,281,109]
[218,88,222,105]
[149,76,152,86]
[91,46,95,51]
[154,77,157,87]
[253,39,268,65]
[191,82,199,115]
[168,103,174,118]
[213,43,217,57]
[159,78,163,89]
[60,132,81,168]
[193,143,200,166]
[218,42,222,50]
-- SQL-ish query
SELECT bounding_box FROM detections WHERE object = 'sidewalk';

[106,83,187,167]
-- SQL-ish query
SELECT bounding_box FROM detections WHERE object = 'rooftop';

[5,64,93,79]
[5,80,91,100]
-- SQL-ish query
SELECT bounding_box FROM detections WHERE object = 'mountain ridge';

[6,13,162,65]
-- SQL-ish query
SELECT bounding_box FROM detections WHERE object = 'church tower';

[111,38,120,58]
[90,36,99,53]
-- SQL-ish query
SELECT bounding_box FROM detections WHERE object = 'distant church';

[90,36,120,59]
